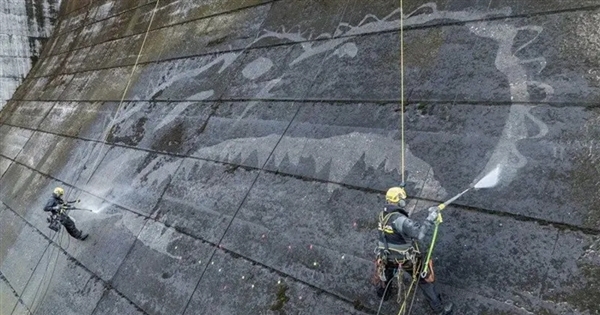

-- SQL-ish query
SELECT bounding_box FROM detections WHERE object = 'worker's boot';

[78,233,89,241]
[438,302,453,315]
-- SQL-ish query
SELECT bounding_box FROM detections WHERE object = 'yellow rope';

[82,0,161,185]
[397,262,418,315]
[400,0,405,183]
[105,0,161,143]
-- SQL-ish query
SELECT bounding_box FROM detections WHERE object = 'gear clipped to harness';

[47,215,61,232]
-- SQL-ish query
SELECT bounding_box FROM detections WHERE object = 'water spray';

[437,166,501,210]
[68,207,96,213]
[421,166,501,278]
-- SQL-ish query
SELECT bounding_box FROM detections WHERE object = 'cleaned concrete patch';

[83,146,183,216]
[155,158,257,243]
[57,192,146,282]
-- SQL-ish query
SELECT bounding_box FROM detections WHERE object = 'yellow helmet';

[386,187,406,204]
[53,187,64,197]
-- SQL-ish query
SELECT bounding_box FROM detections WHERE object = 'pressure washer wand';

[437,165,501,210]
[70,207,95,212]
[422,166,501,277]
[63,206,95,212]
[437,187,472,210]
[422,187,472,278]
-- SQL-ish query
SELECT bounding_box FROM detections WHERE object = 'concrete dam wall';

[1,0,599,314]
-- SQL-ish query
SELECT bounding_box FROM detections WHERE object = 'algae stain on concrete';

[404,27,443,69]
[107,117,148,146]
[558,11,600,89]
[269,283,290,312]
[560,263,600,313]
[151,122,184,153]
[570,109,600,228]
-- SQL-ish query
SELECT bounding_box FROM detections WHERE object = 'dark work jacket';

[43,194,64,215]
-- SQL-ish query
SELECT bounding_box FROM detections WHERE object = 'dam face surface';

[1,1,600,314]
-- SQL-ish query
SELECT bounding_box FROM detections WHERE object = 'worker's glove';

[59,204,71,213]
[426,206,439,222]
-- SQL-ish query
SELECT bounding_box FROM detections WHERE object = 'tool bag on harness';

[47,215,61,232]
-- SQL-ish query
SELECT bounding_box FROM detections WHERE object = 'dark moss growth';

[563,264,600,312]
[353,299,365,311]
[269,283,290,312]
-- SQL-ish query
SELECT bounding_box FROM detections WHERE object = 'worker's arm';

[392,207,438,241]
[43,197,66,214]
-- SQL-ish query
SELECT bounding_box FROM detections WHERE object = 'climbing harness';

[375,210,426,315]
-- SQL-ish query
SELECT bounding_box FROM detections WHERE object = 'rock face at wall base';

[1,1,599,315]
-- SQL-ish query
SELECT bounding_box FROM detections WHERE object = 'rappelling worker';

[43,187,88,240]
[375,186,453,315]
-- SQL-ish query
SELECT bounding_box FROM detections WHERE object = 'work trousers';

[59,214,84,239]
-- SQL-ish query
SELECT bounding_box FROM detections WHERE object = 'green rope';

[421,212,443,278]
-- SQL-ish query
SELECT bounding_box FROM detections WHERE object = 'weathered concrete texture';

[90,289,147,315]
[0,156,11,179]
[0,208,50,300]
[2,0,600,315]
[20,248,106,315]
[0,125,34,159]
[0,0,61,108]
[220,173,382,306]
[183,248,371,315]
[0,272,20,315]
[110,221,213,315]
[0,101,55,128]
[38,101,118,139]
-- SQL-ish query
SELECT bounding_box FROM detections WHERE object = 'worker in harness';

[375,186,452,315]
[44,187,88,241]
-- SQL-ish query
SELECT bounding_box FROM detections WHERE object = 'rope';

[82,0,161,186]
[397,260,419,315]
[24,2,162,313]
[111,0,161,132]
[399,0,406,183]
[376,273,395,315]
[422,213,443,277]
[29,228,62,314]
[405,258,423,314]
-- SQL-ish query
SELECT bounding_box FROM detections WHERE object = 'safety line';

[111,0,161,140]
[82,0,161,187]
[400,0,405,183]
